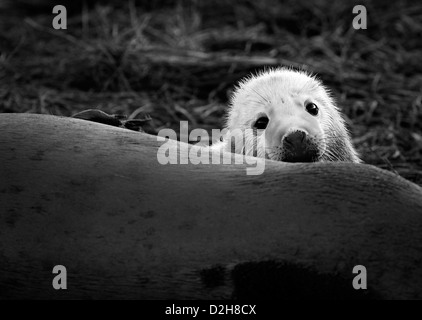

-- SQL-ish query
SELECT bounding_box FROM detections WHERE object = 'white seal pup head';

[220,68,361,163]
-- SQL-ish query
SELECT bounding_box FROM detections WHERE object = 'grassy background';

[1,0,421,184]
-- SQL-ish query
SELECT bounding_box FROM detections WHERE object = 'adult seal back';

[1,114,422,299]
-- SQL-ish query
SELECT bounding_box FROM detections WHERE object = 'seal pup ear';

[322,101,362,163]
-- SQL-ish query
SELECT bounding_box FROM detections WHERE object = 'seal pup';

[213,68,361,163]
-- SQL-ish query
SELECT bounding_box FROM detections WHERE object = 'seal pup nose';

[282,130,317,163]
[283,130,306,148]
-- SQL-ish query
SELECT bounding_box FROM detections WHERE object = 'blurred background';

[0,0,421,184]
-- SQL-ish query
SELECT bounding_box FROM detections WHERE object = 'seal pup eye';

[253,116,269,130]
[306,102,319,116]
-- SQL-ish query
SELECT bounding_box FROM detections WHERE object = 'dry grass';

[1,0,421,184]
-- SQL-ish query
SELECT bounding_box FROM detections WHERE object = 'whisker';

[250,87,270,104]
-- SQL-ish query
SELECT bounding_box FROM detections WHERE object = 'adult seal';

[213,68,361,163]
[0,113,422,299]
